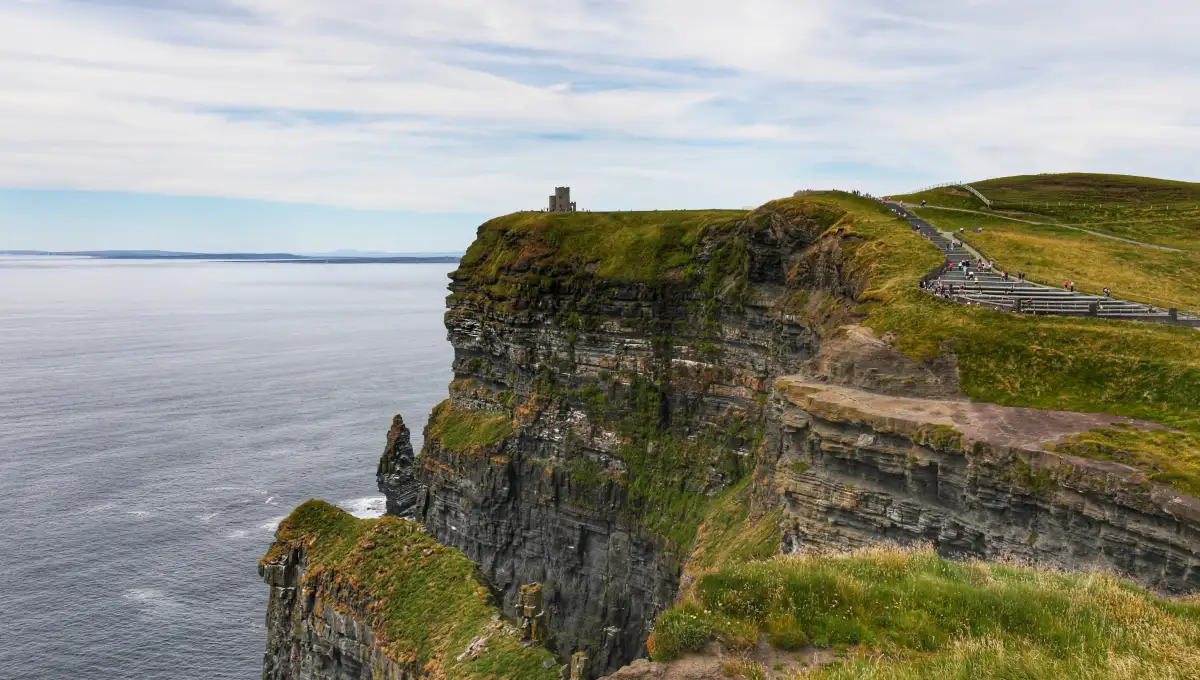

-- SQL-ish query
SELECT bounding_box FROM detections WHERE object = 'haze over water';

[0,257,454,678]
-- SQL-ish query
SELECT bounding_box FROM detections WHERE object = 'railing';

[904,181,992,207]
[959,183,993,207]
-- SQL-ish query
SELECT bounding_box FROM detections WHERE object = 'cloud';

[0,0,1198,212]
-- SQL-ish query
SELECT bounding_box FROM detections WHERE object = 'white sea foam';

[79,501,117,515]
[198,512,220,522]
[260,515,287,531]
[265,496,279,505]
[338,496,387,519]
[125,510,152,518]
[228,529,248,539]
[123,588,181,614]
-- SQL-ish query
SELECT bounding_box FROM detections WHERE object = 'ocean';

[0,257,455,678]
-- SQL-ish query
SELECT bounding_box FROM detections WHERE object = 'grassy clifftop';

[455,198,850,290]
[265,500,558,680]
[452,186,1200,497]
[650,546,1200,679]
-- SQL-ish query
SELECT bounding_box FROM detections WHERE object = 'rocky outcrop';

[260,547,408,680]
[761,379,1200,593]
[377,415,420,519]
[260,500,560,680]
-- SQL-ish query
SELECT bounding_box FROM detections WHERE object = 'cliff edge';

[374,193,1199,676]
[259,500,559,680]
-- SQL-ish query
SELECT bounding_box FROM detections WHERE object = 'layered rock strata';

[763,379,1200,593]
[260,501,560,680]
[378,201,969,675]
[261,546,408,680]
[371,198,1200,678]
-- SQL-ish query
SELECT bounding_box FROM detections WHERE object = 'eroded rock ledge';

[259,501,560,680]
[763,379,1200,593]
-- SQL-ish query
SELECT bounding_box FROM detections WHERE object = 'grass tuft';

[649,546,1200,679]
[426,400,516,455]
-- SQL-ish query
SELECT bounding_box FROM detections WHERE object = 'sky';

[2,0,1199,252]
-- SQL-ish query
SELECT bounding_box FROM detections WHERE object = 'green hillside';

[899,173,1200,251]
[814,190,1200,495]
[895,174,1200,310]
[651,546,1200,679]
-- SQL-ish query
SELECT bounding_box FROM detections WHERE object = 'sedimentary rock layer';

[261,546,409,680]
[371,198,1199,678]
[379,200,933,674]
[763,379,1200,593]
[259,501,559,680]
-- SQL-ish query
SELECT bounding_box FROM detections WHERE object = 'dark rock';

[377,414,421,519]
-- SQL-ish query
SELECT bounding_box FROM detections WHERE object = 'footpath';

[884,202,1199,327]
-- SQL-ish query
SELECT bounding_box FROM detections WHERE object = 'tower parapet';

[548,187,577,212]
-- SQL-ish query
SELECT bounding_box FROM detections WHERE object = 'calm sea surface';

[0,257,455,679]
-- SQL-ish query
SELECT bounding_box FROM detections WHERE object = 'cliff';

[359,192,1199,677]
[764,379,1200,592]
[259,500,559,680]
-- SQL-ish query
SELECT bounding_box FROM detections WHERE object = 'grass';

[898,173,1200,252]
[685,477,782,576]
[808,189,1200,492]
[265,500,559,679]
[648,545,1200,679]
[1054,426,1200,497]
[458,209,748,285]
[452,181,1200,501]
[426,400,516,455]
[903,207,1200,311]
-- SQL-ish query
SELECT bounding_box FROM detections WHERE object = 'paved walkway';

[885,202,1198,327]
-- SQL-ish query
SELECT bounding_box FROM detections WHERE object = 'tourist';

[1103,287,1111,298]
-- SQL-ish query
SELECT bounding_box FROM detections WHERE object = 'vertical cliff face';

[372,196,1199,678]
[760,380,1200,594]
[377,200,960,674]
[261,546,410,680]
[260,501,560,680]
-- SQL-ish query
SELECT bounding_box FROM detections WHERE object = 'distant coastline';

[0,250,461,264]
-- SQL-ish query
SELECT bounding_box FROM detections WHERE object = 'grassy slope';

[265,501,558,680]
[827,184,1200,494]
[650,546,1200,679]
[896,173,1200,310]
[426,400,516,455]
[900,173,1200,251]
[905,209,1200,310]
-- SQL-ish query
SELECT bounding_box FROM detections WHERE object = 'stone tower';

[548,187,577,212]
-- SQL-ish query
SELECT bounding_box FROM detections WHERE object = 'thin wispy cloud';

[1,0,1198,213]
